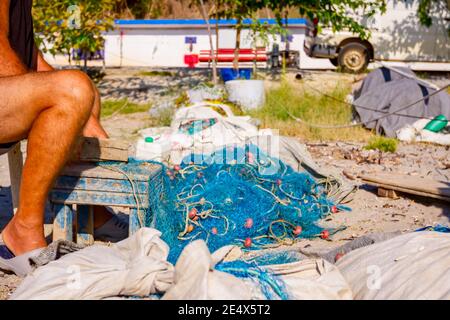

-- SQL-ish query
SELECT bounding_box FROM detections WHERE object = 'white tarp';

[336,231,450,300]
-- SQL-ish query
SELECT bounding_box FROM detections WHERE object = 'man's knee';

[53,70,96,117]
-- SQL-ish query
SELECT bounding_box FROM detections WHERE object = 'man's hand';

[0,0,28,76]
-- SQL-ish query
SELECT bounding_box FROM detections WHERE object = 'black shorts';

[0,142,17,149]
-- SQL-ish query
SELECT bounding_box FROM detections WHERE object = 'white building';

[45,19,333,70]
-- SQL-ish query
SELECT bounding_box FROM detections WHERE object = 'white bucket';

[225,80,265,111]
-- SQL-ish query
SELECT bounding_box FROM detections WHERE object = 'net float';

[321,230,330,239]
[335,252,345,262]
[293,226,302,236]
[188,208,198,219]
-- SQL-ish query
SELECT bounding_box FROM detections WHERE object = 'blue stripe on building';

[115,18,308,26]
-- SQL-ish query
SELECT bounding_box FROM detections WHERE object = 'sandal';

[0,244,44,277]
[94,213,129,243]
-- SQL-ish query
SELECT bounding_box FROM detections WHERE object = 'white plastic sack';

[396,119,450,145]
[11,229,174,300]
[163,241,353,300]
[336,232,450,300]
[162,242,252,300]
[169,102,272,163]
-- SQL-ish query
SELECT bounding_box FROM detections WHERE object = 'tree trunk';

[215,6,220,76]
[253,29,257,76]
[199,0,217,84]
[233,19,242,71]
[83,52,88,73]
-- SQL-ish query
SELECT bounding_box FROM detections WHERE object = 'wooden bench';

[199,48,268,68]
[49,162,163,245]
[360,172,450,203]
[0,142,23,212]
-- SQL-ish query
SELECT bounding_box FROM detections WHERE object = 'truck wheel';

[338,43,369,73]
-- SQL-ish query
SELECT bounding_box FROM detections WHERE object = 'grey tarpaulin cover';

[352,67,450,138]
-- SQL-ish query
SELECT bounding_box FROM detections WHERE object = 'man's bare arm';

[0,0,28,76]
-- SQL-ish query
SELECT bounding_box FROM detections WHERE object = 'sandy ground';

[0,69,448,299]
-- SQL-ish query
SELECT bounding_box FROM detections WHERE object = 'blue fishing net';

[416,225,450,233]
[100,145,347,299]
[216,250,305,299]
[145,145,347,263]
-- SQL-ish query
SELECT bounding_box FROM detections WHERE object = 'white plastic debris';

[396,119,450,145]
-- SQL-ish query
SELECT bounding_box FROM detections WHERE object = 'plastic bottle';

[135,137,171,162]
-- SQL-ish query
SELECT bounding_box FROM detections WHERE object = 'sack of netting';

[169,102,269,163]
[162,241,353,300]
[335,231,450,300]
[10,228,175,300]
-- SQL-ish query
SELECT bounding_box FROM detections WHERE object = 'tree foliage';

[33,0,116,63]
[417,0,450,33]
[212,0,386,68]
[267,0,387,39]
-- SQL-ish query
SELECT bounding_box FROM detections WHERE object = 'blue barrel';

[220,68,253,82]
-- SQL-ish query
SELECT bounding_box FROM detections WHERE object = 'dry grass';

[101,99,151,118]
[249,81,374,142]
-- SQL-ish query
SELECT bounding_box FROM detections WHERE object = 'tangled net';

[149,145,347,263]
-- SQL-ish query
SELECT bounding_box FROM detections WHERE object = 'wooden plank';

[54,176,149,194]
[53,204,74,241]
[360,173,450,203]
[50,189,149,208]
[360,173,450,199]
[378,188,399,200]
[78,137,129,162]
[60,163,162,182]
[77,205,94,245]
[7,143,23,212]
[371,181,450,203]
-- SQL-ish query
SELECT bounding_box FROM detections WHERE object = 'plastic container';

[220,68,253,82]
[225,79,266,111]
[424,115,448,133]
[135,137,171,162]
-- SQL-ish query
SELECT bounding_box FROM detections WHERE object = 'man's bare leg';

[82,84,115,228]
[0,70,95,256]
[83,86,109,139]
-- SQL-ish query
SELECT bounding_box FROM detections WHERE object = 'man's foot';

[83,117,109,139]
[1,216,47,257]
